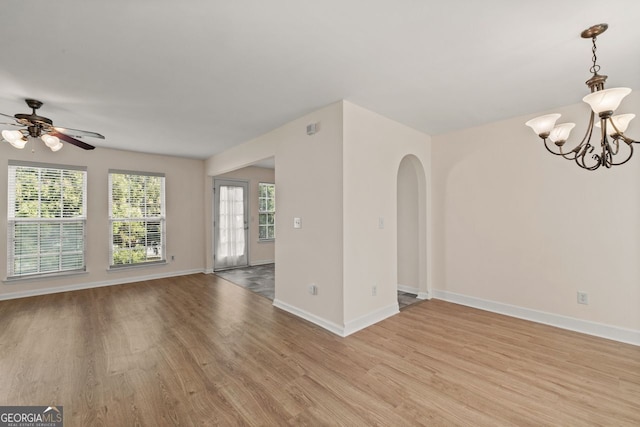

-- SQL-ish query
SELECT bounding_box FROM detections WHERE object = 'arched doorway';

[397,155,427,306]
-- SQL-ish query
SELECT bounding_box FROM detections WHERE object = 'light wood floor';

[0,274,638,426]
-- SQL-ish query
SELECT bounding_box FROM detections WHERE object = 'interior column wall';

[342,101,431,328]
[206,102,345,328]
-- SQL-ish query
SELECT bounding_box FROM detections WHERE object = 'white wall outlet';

[308,284,317,295]
[577,291,588,305]
[372,285,377,296]
[378,217,384,229]
[294,217,302,229]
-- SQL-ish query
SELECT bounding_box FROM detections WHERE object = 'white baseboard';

[273,298,400,338]
[273,299,345,336]
[433,290,640,347]
[0,269,205,301]
[250,260,275,266]
[343,303,399,337]
[397,284,419,294]
[398,284,430,300]
[417,291,430,300]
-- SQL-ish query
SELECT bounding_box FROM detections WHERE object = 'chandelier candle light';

[525,24,637,170]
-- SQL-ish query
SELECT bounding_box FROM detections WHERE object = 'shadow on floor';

[214,264,421,309]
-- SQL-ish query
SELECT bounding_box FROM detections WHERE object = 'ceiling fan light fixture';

[41,134,61,148]
[1,99,103,151]
[8,139,28,149]
[2,129,27,149]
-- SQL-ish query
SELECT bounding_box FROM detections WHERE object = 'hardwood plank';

[0,274,638,426]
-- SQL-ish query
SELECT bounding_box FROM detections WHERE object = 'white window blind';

[258,183,275,240]
[109,170,166,267]
[7,161,87,279]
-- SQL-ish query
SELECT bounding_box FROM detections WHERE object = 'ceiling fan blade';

[51,131,95,150]
[54,126,105,139]
[0,121,22,127]
[0,112,17,121]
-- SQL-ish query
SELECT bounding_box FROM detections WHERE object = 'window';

[258,183,275,241]
[109,170,165,267]
[7,161,87,279]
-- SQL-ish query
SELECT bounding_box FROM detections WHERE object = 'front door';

[213,179,249,271]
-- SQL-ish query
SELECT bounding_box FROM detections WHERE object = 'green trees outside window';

[109,171,165,267]
[8,162,87,278]
[258,183,275,240]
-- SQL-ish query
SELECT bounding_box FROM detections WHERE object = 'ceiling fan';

[0,99,104,151]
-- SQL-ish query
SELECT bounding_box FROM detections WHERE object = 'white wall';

[206,101,432,334]
[206,102,346,328]
[276,103,344,327]
[215,166,275,265]
[0,144,206,299]
[205,129,279,273]
[342,102,431,329]
[432,91,640,334]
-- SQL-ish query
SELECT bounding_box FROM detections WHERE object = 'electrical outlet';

[308,284,317,295]
[372,285,377,296]
[577,291,588,305]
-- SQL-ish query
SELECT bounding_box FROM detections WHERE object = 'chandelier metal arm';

[619,134,638,145]
[541,138,578,161]
[542,138,568,156]
[608,136,620,156]
[540,111,597,163]
[575,144,600,170]
[576,111,597,151]
[609,138,634,166]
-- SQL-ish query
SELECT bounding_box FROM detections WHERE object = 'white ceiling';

[1,0,639,159]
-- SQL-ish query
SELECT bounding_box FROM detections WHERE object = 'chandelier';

[525,24,637,170]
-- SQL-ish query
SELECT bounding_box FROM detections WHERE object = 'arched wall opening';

[397,154,428,298]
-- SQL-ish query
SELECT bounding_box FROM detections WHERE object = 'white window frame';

[109,170,166,268]
[258,182,275,241]
[7,161,87,280]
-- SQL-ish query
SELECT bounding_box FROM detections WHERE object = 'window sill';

[4,269,88,283]
[258,239,275,243]
[107,260,167,272]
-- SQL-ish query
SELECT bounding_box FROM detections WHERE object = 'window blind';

[108,170,166,267]
[7,162,87,278]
